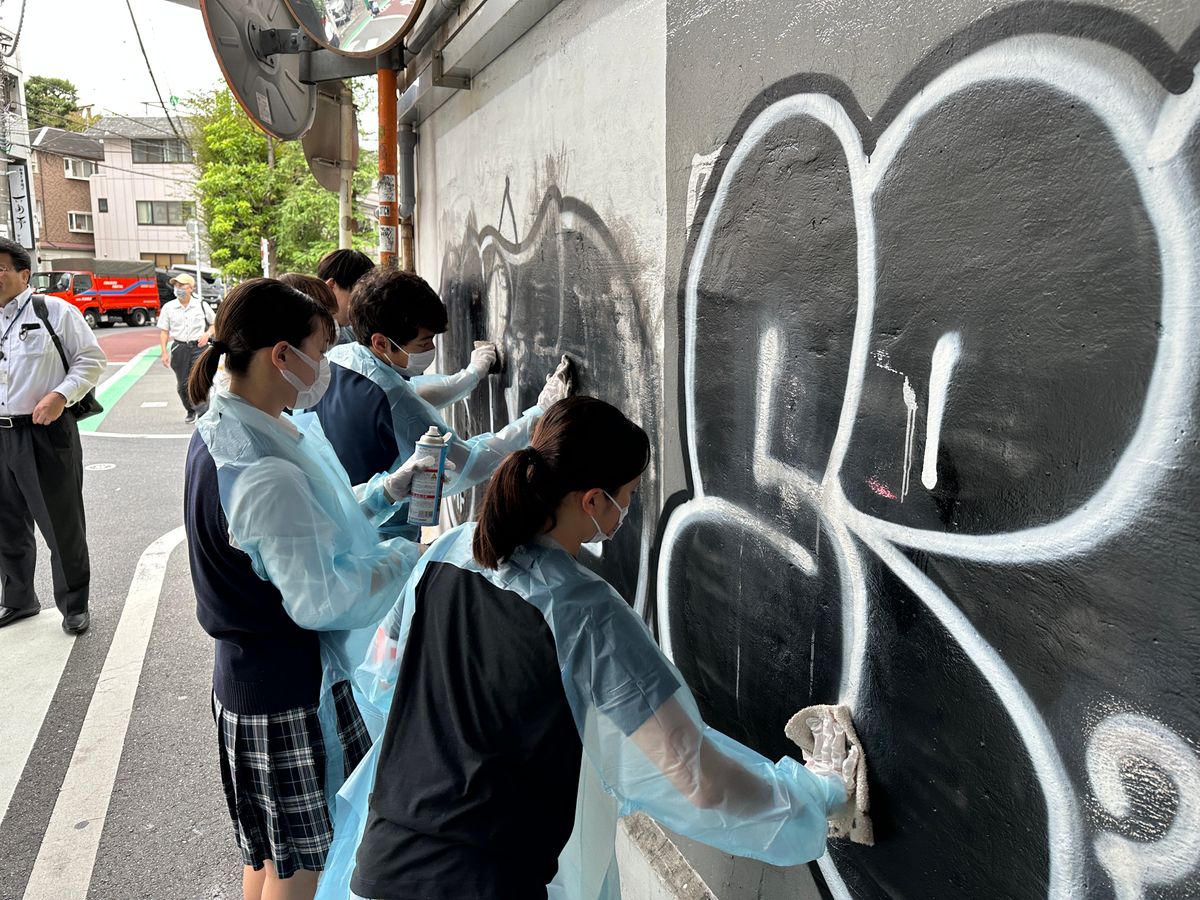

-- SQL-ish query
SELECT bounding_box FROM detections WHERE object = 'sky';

[1,0,377,144]
[4,0,225,117]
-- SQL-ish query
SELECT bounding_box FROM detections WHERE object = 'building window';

[131,138,193,164]
[68,211,94,233]
[136,200,195,226]
[140,252,190,268]
[63,157,98,180]
[98,198,109,213]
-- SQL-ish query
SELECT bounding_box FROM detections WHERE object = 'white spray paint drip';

[1086,712,1200,900]
[808,630,816,697]
[734,644,742,703]
[921,332,963,490]
[901,376,917,502]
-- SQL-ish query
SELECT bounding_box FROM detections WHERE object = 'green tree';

[187,86,378,279]
[26,75,96,131]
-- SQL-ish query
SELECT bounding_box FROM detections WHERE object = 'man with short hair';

[317,248,375,345]
[158,272,214,423]
[0,237,106,634]
[309,267,570,540]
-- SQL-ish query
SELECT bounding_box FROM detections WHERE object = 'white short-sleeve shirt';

[159,298,214,342]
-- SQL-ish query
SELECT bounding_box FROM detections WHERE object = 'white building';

[0,25,34,247]
[84,116,201,267]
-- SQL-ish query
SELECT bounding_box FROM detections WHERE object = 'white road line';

[95,346,157,394]
[22,527,186,900]
[0,614,76,823]
[79,431,193,440]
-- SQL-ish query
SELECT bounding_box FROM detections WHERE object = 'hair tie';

[209,339,229,354]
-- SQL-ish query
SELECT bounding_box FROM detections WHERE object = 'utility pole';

[263,135,277,277]
[338,85,354,249]
[377,67,398,269]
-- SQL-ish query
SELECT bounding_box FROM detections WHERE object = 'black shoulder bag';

[31,294,104,421]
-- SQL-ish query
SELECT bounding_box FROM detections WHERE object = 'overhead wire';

[123,0,184,139]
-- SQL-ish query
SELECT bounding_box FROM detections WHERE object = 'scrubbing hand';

[537,354,574,410]
[802,709,859,799]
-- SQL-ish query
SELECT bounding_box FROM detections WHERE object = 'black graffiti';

[438,186,660,606]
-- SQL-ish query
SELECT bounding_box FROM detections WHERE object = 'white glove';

[467,341,498,377]
[801,709,858,799]
[537,355,574,411]
[383,446,456,502]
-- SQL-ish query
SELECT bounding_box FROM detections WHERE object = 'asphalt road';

[0,325,242,900]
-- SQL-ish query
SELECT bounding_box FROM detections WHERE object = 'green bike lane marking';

[79,347,160,433]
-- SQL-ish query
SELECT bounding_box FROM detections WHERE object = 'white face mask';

[586,490,630,546]
[280,344,331,409]
[388,338,436,377]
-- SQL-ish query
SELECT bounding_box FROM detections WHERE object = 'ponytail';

[472,396,650,568]
[187,343,223,407]
[473,447,561,568]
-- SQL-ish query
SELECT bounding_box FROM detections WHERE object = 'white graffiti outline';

[1086,712,1200,900]
[659,36,1200,899]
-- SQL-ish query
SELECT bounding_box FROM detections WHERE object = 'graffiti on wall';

[658,12,1200,900]
[438,185,660,609]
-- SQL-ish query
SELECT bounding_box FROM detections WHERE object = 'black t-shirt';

[351,559,676,900]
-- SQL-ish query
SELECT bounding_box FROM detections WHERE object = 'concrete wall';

[416,0,667,611]
[90,137,197,262]
[416,1,1200,897]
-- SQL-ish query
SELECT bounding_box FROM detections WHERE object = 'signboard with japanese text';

[7,163,34,250]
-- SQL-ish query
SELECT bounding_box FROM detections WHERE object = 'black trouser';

[170,341,204,415]
[0,415,90,616]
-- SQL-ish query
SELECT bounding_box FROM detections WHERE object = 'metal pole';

[338,85,354,250]
[193,220,203,302]
[377,65,398,269]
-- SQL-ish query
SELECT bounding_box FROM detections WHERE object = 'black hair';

[187,277,337,406]
[316,249,375,290]
[279,272,339,318]
[349,267,448,348]
[0,238,32,273]
[473,396,650,568]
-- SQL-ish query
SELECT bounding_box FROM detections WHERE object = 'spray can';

[407,426,449,527]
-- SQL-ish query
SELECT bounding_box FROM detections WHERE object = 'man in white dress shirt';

[158,272,214,423]
[0,238,106,634]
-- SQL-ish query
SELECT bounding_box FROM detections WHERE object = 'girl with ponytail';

[321,397,857,900]
[182,278,436,900]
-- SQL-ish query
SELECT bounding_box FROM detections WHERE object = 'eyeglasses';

[0,266,16,274]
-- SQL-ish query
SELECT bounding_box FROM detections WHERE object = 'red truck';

[30,258,161,329]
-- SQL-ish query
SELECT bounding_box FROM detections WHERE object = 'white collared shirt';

[159,297,214,342]
[0,287,108,416]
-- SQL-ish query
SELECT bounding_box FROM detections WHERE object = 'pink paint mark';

[868,476,898,500]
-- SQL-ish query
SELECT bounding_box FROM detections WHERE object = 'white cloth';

[158,298,214,342]
[0,288,106,416]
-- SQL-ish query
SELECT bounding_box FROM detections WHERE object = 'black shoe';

[0,606,39,628]
[62,611,89,635]
[185,412,196,424]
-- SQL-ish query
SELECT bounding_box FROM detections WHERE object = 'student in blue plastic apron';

[307,266,571,542]
[316,397,859,900]
[182,278,438,900]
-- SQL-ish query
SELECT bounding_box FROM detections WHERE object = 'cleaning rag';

[786,704,874,845]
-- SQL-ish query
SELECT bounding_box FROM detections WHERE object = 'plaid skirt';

[212,680,371,877]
